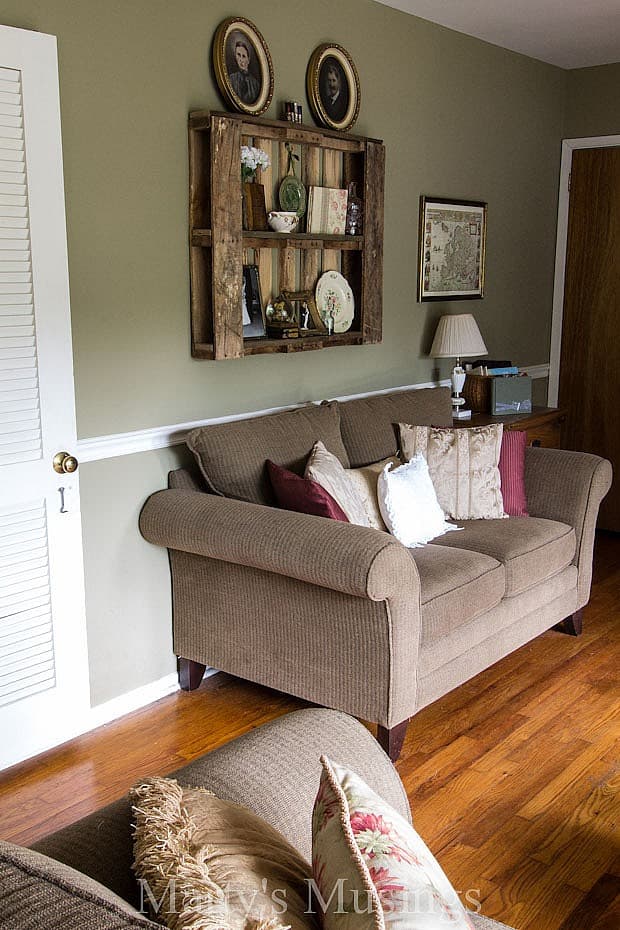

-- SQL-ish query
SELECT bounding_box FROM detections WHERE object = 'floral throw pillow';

[312,756,474,930]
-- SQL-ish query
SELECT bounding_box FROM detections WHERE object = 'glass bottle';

[345,181,363,236]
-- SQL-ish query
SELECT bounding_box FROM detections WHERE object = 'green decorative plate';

[279,175,307,218]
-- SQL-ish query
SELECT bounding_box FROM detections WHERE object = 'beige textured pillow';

[347,456,400,530]
[305,441,371,527]
[399,423,506,520]
[131,777,319,930]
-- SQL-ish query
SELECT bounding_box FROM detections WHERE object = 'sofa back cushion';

[187,402,349,505]
[0,840,156,929]
[338,387,453,467]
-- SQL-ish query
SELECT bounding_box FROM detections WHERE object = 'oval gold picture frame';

[212,17,274,117]
[306,43,360,132]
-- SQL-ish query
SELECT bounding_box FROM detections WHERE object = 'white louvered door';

[0,26,89,769]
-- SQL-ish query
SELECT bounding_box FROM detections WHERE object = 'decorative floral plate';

[315,271,354,333]
[279,175,307,218]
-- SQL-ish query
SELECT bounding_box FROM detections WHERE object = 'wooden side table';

[452,406,566,448]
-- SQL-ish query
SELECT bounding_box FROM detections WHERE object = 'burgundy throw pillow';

[499,430,529,516]
[266,460,349,522]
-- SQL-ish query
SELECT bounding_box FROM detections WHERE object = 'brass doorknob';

[53,451,79,474]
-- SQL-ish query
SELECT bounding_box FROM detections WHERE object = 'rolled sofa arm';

[525,447,612,603]
[139,488,420,602]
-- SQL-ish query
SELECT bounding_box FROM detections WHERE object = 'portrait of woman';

[227,32,261,105]
[212,18,274,116]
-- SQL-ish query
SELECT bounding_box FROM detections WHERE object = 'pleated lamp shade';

[429,313,488,360]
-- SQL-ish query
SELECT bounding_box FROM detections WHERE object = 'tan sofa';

[0,710,515,929]
[139,387,612,760]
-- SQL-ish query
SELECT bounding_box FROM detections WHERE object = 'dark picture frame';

[306,43,360,132]
[418,196,487,301]
[242,265,266,338]
[212,17,274,116]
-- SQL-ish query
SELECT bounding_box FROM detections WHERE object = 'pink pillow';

[266,460,349,522]
[499,430,528,516]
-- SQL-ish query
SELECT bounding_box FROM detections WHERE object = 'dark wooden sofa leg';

[377,719,409,762]
[553,609,583,637]
[179,657,206,691]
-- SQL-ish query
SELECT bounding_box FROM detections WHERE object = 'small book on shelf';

[306,186,348,235]
[266,321,299,340]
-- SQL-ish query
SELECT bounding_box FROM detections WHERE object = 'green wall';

[2,1,570,705]
[565,63,620,138]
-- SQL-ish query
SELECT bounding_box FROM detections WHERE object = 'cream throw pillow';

[312,756,475,929]
[305,441,371,527]
[377,456,459,547]
[131,776,319,930]
[399,423,506,520]
[347,456,400,530]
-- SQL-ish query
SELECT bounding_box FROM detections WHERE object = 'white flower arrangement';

[241,145,270,181]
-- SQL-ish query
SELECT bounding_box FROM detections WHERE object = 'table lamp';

[429,313,488,418]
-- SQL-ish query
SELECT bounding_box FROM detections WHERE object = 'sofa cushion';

[0,840,155,929]
[410,545,505,643]
[429,517,576,596]
[187,402,349,505]
[337,387,453,468]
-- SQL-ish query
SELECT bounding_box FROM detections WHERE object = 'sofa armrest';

[524,446,612,602]
[139,488,419,602]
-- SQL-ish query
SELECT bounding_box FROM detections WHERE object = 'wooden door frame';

[549,134,620,405]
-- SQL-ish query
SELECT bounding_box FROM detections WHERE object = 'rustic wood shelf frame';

[188,110,385,359]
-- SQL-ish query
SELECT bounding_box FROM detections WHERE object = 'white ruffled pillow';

[378,455,460,547]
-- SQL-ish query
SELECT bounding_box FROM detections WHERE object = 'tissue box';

[491,375,532,415]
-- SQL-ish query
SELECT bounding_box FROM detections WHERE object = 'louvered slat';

[0,68,41,466]
[0,600,49,631]
[0,667,55,703]
[0,558,48,582]
[0,496,54,707]
[0,618,50,646]
[0,631,52,662]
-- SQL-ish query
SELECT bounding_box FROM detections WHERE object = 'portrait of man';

[227,33,261,105]
[319,56,349,124]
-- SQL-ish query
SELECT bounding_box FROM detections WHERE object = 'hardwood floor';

[1,532,618,929]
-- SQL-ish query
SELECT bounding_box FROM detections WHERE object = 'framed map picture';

[418,197,487,301]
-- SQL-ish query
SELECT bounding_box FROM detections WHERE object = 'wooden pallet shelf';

[190,231,363,250]
[192,331,364,360]
[188,110,385,360]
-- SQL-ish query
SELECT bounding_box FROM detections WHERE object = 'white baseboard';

[77,366,549,464]
[87,667,218,731]
[88,673,179,730]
